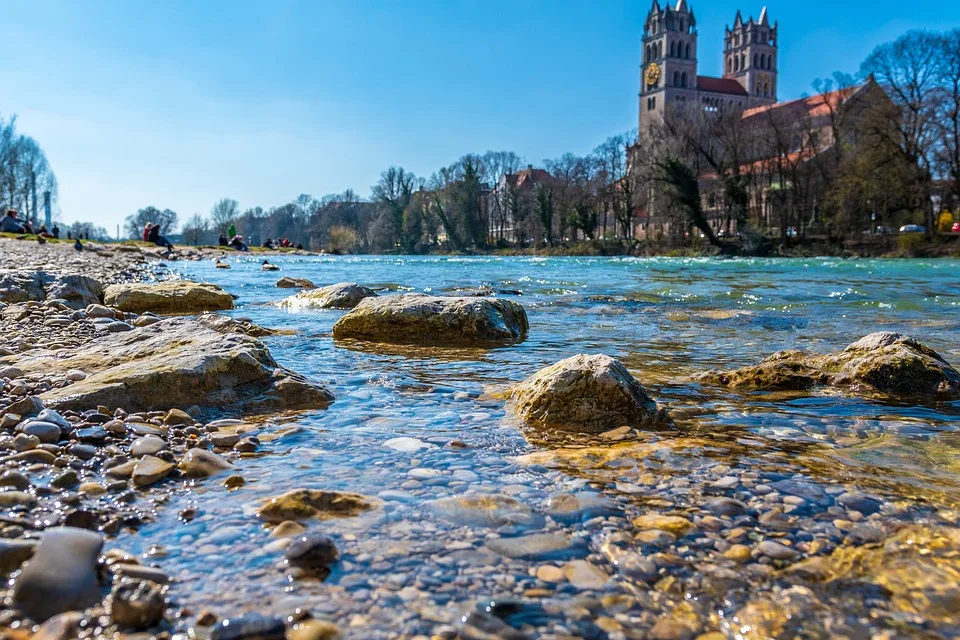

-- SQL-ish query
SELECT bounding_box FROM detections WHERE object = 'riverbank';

[2,243,960,638]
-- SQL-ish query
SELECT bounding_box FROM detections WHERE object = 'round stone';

[284,532,339,570]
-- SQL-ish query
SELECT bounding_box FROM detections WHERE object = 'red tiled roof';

[505,167,555,190]
[696,76,748,96]
[741,86,859,121]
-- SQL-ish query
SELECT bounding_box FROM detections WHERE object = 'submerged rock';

[331,294,528,346]
[699,332,960,397]
[278,282,376,310]
[430,494,544,529]
[512,354,669,433]
[7,318,333,415]
[284,532,339,569]
[210,613,287,640]
[257,489,380,523]
[12,527,104,622]
[103,281,234,314]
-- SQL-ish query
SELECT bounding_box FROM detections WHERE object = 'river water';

[126,255,960,639]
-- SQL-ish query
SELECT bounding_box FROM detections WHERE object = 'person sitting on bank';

[143,222,153,242]
[51,224,60,239]
[262,238,275,250]
[218,233,229,247]
[148,223,174,251]
[229,235,248,251]
[1,209,28,234]
[74,238,83,251]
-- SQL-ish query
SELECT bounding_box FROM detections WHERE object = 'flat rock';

[0,538,37,573]
[12,527,104,621]
[7,318,333,415]
[332,294,528,346]
[512,354,669,433]
[699,332,960,398]
[257,489,380,523]
[486,533,588,560]
[278,282,376,310]
[430,494,544,529]
[103,281,234,314]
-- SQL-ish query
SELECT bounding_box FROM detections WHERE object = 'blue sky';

[2,0,957,233]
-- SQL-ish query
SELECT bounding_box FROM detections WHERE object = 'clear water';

[124,255,960,638]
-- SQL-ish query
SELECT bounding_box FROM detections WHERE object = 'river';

[123,255,960,638]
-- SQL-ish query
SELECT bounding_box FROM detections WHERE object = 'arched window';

[753,54,758,68]
[727,57,733,73]
[670,41,676,57]
[734,56,740,72]
[659,41,663,58]
[681,72,688,88]
[685,43,691,59]
[673,71,679,87]
[679,19,685,32]
[741,54,746,70]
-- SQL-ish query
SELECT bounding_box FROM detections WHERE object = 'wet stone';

[12,527,104,622]
[210,613,287,640]
[74,426,108,444]
[19,421,61,443]
[109,580,166,630]
[130,434,165,457]
[486,533,588,561]
[284,532,339,570]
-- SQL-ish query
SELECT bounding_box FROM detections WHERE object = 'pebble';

[561,560,609,589]
[131,435,166,457]
[757,540,799,560]
[109,580,166,629]
[284,532,339,570]
[132,455,174,487]
[210,613,287,640]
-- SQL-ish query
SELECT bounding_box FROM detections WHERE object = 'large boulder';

[332,294,528,346]
[699,332,960,398]
[0,269,103,308]
[277,282,376,310]
[6,317,333,415]
[103,281,233,314]
[512,354,669,433]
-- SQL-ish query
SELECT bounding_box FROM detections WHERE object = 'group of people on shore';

[2,209,61,239]
[261,237,302,250]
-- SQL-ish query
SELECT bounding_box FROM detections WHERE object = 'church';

[639,0,779,131]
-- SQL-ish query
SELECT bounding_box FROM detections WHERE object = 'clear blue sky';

[2,0,957,234]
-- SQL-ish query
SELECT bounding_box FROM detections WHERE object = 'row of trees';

[642,28,960,248]
[165,136,636,253]
[0,115,58,224]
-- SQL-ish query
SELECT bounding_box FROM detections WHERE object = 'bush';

[327,225,358,254]
[896,233,926,256]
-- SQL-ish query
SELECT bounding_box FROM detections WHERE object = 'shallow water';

[127,255,960,638]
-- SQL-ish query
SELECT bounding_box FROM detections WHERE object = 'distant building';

[639,1,778,133]
[489,164,557,243]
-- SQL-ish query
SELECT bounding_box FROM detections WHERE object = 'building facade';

[639,1,778,132]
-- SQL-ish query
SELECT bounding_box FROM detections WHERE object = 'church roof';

[741,86,860,121]
[697,76,748,96]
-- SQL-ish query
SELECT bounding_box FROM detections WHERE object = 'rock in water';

[103,281,234,314]
[512,354,669,433]
[12,527,104,621]
[132,455,174,487]
[178,448,232,477]
[257,489,380,523]
[284,532,339,569]
[210,613,287,640]
[7,318,333,414]
[699,332,960,398]
[277,282,376,310]
[109,580,166,629]
[276,277,316,289]
[331,294,528,346]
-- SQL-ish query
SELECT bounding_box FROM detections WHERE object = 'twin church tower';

[640,0,778,129]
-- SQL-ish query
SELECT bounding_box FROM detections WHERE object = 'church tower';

[723,7,778,106]
[639,0,698,132]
